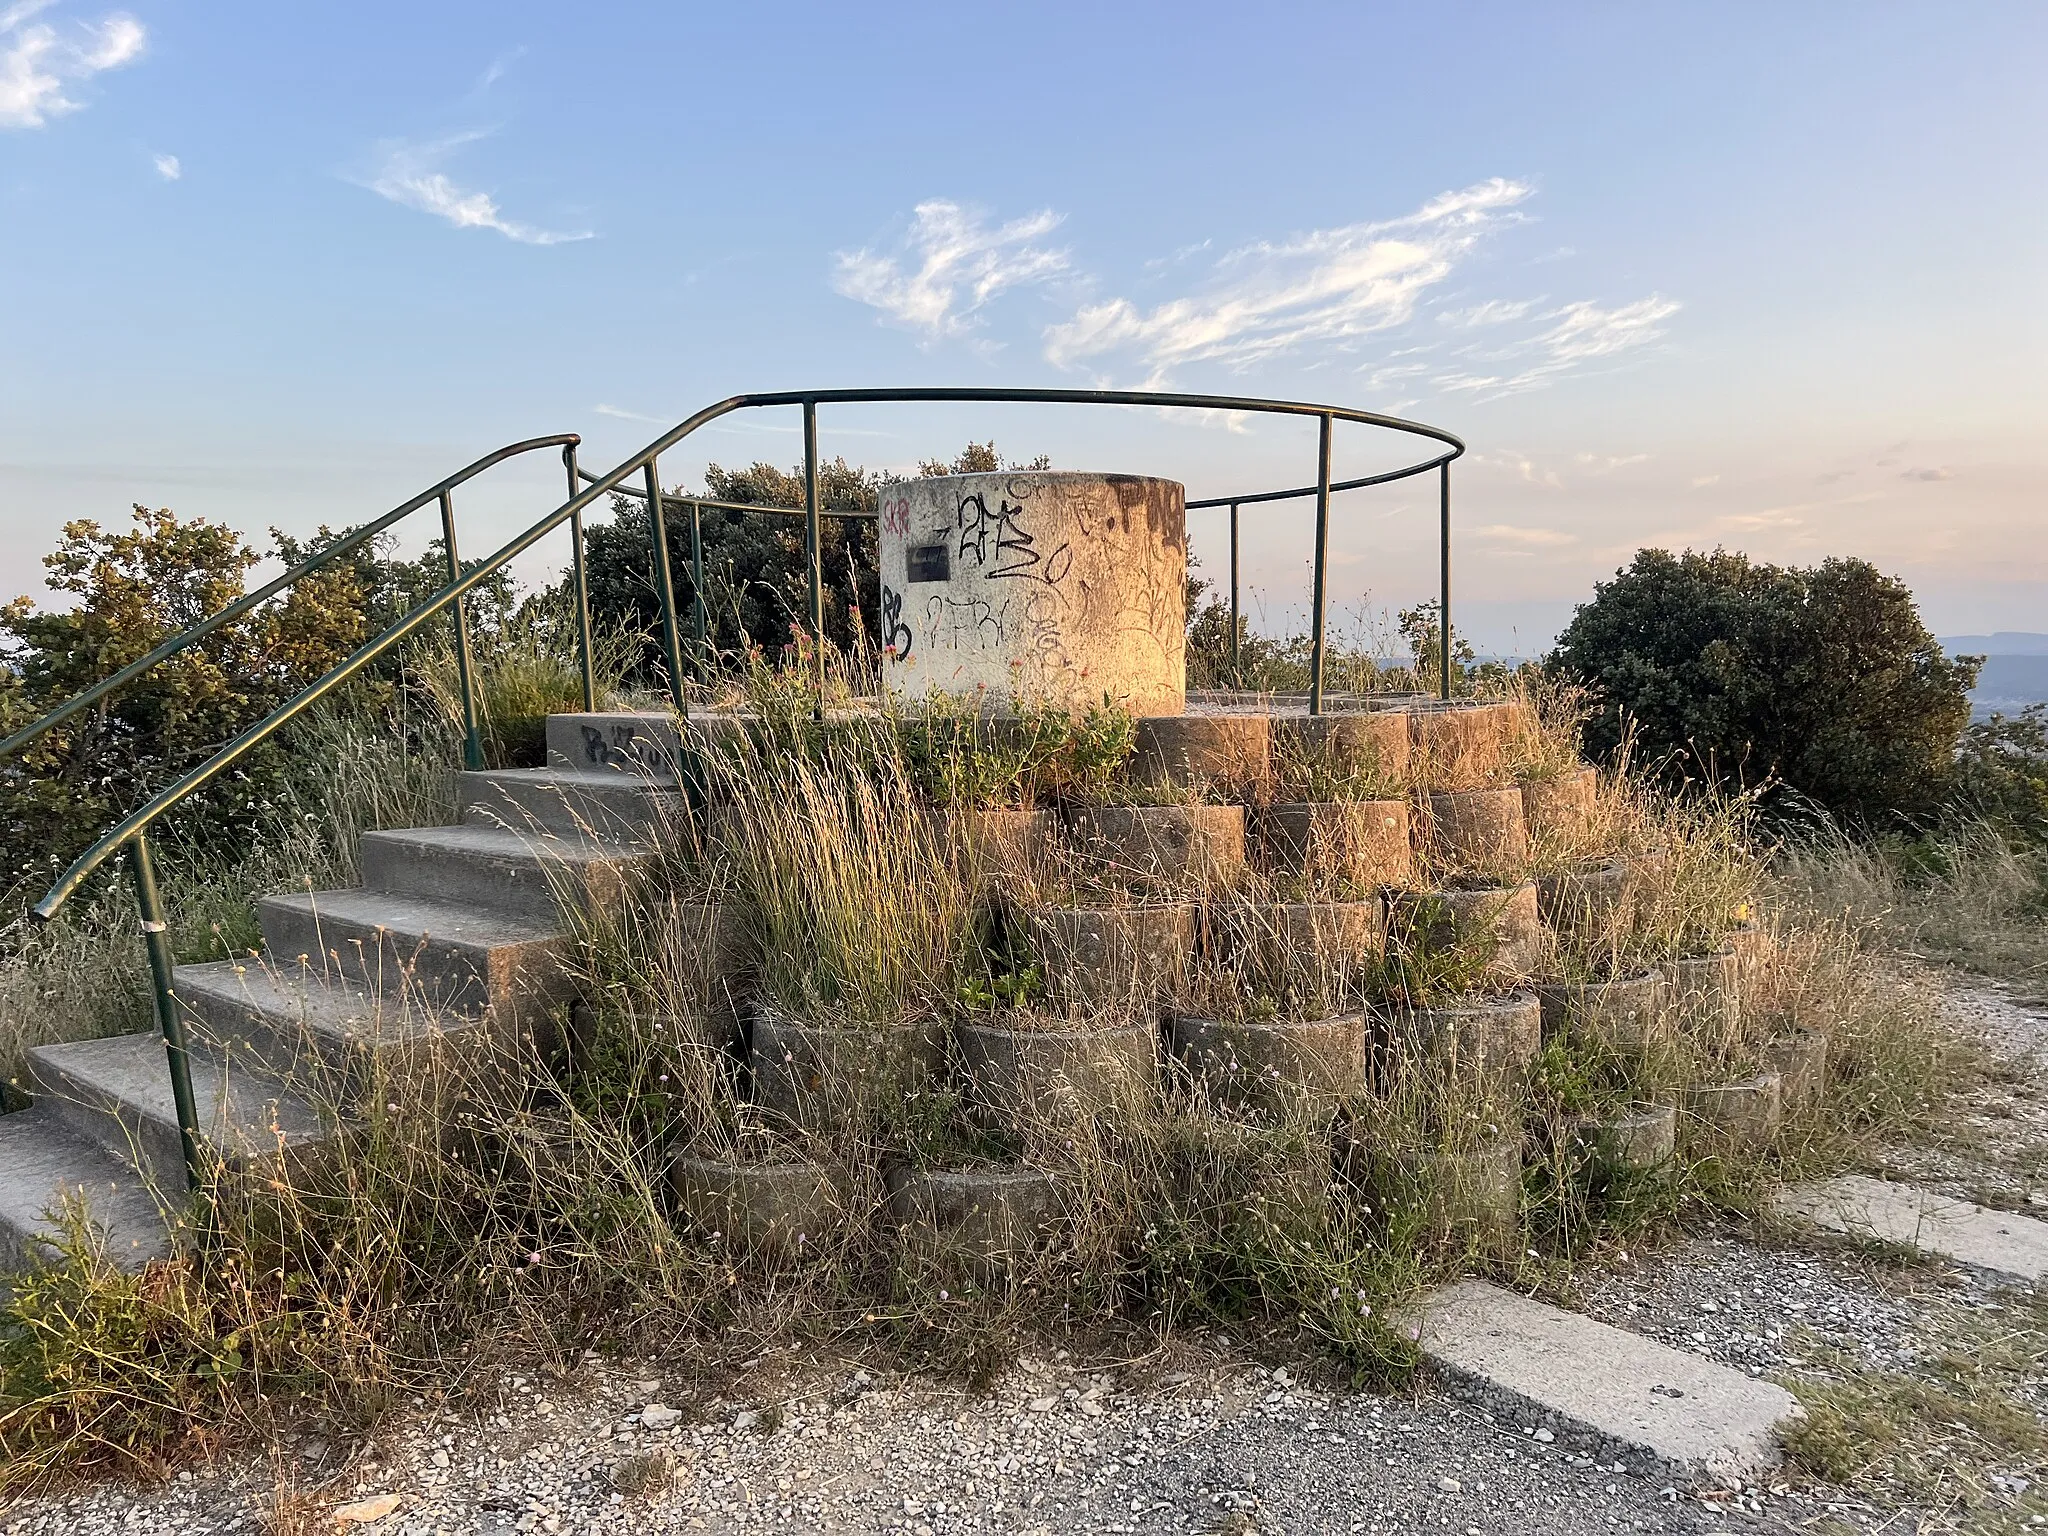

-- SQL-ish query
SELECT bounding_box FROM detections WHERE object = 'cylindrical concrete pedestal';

[958,1020,1157,1126]
[1271,712,1412,789]
[670,1155,845,1260]
[1533,972,1668,1053]
[1424,788,1532,874]
[1022,902,1194,1009]
[1066,804,1245,893]
[749,1012,942,1132]
[1170,1012,1367,1113]
[878,472,1186,715]
[1256,800,1412,889]
[885,1164,1067,1283]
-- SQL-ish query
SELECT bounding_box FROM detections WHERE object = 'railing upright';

[687,499,708,675]
[1228,500,1241,688]
[644,457,689,714]
[129,829,202,1192]
[1307,412,1335,716]
[565,443,597,712]
[439,490,485,771]
[1439,461,1453,701]
[801,400,825,710]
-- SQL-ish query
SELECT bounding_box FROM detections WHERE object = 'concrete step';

[460,767,689,841]
[0,1105,176,1272]
[1771,1174,2048,1285]
[25,1032,331,1195]
[1411,1279,1803,1484]
[545,711,748,778]
[358,823,651,921]
[257,887,567,1017]
[175,958,478,1094]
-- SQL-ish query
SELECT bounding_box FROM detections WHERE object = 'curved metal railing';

[17,386,1464,1186]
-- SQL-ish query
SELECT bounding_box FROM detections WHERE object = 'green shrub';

[1550,548,1977,825]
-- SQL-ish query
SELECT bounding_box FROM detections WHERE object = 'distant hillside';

[1943,632,2048,656]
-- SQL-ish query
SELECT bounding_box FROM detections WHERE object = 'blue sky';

[3,1,2043,652]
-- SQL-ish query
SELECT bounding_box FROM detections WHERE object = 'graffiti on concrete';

[880,585,914,660]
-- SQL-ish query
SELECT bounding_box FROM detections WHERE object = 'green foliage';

[0,508,384,885]
[1550,548,1978,824]
[1952,704,2048,844]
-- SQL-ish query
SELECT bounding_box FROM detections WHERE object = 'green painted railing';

[11,387,1464,1190]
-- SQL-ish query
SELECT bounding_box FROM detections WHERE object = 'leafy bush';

[1550,549,1978,825]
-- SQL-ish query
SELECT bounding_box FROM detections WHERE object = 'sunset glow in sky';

[3,2,2042,650]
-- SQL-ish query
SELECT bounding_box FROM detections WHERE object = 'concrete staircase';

[0,714,690,1273]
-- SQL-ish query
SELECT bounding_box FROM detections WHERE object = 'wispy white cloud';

[1691,474,1721,489]
[1901,465,1954,482]
[593,402,665,424]
[360,131,593,245]
[1043,178,1534,383]
[1438,298,1536,329]
[151,150,177,179]
[0,1,144,129]
[1574,451,1648,472]
[833,200,1069,341]
[1432,294,1681,400]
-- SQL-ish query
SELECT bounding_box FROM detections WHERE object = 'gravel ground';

[1,1352,1823,1536]
[1880,983,2048,1208]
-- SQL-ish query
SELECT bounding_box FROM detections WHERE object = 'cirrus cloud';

[832,199,1070,342]
[0,1,145,129]
[359,130,593,246]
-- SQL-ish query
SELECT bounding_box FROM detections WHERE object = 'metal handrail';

[0,434,586,770]
[24,385,1463,1192]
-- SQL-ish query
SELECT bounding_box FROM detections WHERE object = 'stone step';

[175,958,477,1094]
[0,1104,176,1273]
[359,823,650,921]
[1771,1174,2048,1285]
[459,767,689,841]
[257,888,567,1017]
[544,711,748,779]
[1411,1279,1802,1483]
[24,1032,331,1196]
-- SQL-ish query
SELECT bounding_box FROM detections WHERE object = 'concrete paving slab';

[1411,1278,1802,1483]
[1772,1174,2048,1284]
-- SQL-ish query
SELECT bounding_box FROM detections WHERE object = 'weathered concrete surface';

[878,472,1186,715]
[1412,1279,1803,1483]
[1772,1174,2048,1284]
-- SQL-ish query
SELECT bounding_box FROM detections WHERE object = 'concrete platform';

[1771,1174,2048,1285]
[1411,1279,1802,1483]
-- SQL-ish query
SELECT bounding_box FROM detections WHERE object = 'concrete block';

[1423,788,1530,874]
[1132,714,1270,793]
[1065,804,1245,893]
[1771,1175,2048,1285]
[0,1107,174,1273]
[878,472,1186,716]
[1169,1012,1367,1113]
[1256,800,1412,889]
[1412,1279,1803,1482]
[1271,710,1412,789]
[359,824,652,922]
[460,767,689,841]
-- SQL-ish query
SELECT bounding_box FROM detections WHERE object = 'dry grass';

[1780,822,2048,1003]
[0,657,1989,1494]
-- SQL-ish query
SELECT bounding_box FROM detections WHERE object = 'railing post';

[801,399,825,712]
[440,490,485,771]
[688,499,708,678]
[644,459,689,715]
[565,443,597,712]
[1439,461,1453,701]
[1308,413,1334,716]
[129,830,203,1192]
[1228,500,1241,689]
